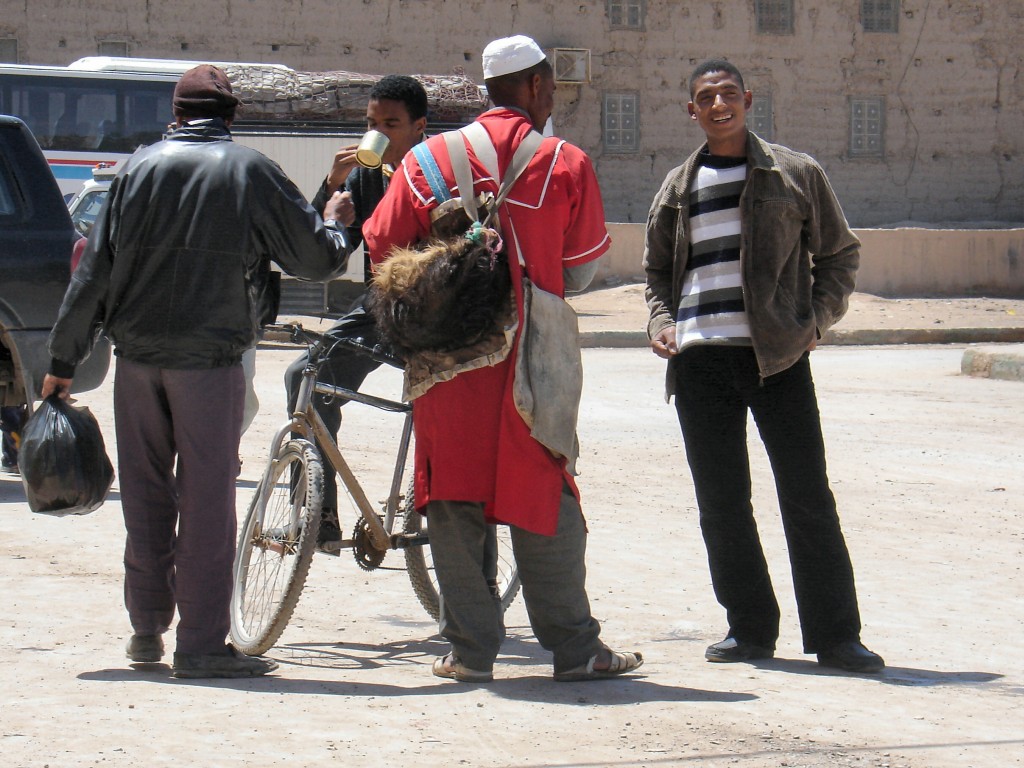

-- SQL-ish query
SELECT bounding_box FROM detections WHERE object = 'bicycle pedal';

[315,539,342,556]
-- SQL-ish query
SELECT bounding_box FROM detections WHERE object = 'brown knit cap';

[172,64,240,121]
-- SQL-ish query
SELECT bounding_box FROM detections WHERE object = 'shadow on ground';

[76,628,756,704]
[748,656,1006,688]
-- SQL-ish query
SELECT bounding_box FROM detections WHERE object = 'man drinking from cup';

[283,74,428,551]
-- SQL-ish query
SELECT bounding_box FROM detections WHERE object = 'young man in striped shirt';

[644,59,884,673]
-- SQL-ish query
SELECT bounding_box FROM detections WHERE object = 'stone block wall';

[3,0,1022,227]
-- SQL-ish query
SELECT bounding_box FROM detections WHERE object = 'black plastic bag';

[19,395,115,516]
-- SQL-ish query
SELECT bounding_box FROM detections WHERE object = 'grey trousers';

[426,484,603,673]
[113,359,244,655]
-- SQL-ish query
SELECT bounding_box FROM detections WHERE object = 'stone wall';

[601,223,1024,297]
[3,0,1022,226]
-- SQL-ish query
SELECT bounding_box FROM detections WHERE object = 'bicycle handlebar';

[331,335,405,368]
[262,322,323,346]
[263,323,404,368]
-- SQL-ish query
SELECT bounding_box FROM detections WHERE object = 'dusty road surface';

[1,340,1021,768]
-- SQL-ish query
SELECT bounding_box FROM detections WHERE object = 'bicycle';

[229,323,521,655]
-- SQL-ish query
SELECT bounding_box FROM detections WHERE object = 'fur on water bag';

[366,233,513,358]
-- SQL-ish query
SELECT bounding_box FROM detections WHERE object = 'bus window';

[52,108,88,150]
[124,90,169,149]
[0,66,175,196]
[0,74,172,153]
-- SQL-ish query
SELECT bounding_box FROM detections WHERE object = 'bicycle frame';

[255,333,424,554]
[231,324,521,648]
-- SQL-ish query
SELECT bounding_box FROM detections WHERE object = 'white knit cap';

[482,35,547,79]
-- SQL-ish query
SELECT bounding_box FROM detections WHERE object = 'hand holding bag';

[19,395,115,516]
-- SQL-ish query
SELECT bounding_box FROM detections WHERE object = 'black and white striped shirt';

[675,152,751,350]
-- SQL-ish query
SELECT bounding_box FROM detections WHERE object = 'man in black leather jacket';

[41,65,350,679]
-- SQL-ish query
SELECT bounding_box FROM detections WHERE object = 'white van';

[66,161,118,236]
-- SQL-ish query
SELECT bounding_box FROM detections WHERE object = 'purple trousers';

[113,358,244,655]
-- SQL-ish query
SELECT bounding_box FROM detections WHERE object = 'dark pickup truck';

[0,115,110,419]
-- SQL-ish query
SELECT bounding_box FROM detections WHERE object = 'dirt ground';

[1,286,1022,768]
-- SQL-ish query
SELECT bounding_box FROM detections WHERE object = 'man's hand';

[335,191,356,227]
[40,374,73,401]
[325,145,360,191]
[650,327,678,359]
[323,190,355,227]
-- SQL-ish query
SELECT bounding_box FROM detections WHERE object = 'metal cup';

[355,130,390,169]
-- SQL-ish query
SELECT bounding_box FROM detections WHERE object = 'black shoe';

[172,644,278,679]
[705,637,774,663]
[315,507,341,556]
[817,639,885,673]
[126,633,164,663]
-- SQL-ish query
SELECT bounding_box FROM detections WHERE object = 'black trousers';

[673,345,862,653]
[284,299,382,512]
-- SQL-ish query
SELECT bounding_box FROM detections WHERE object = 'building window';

[750,93,774,142]
[862,0,899,33]
[755,0,793,34]
[607,0,645,30]
[0,38,17,63]
[849,97,885,157]
[603,92,639,153]
[97,40,129,57]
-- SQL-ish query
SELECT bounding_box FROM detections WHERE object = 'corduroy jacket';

[644,131,859,389]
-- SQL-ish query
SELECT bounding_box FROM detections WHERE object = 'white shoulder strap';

[442,124,545,228]
[493,130,543,213]
[443,130,478,223]
[461,122,498,180]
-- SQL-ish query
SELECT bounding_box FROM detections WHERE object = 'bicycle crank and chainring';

[352,516,387,570]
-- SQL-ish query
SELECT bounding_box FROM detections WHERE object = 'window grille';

[751,93,774,142]
[862,0,899,33]
[755,0,793,34]
[97,41,129,57]
[0,38,17,63]
[849,97,885,157]
[603,92,639,153]
[607,0,645,30]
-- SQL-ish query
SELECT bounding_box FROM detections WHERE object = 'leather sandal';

[431,653,493,683]
[554,648,644,682]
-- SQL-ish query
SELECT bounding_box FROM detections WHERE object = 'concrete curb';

[960,345,1024,383]
[579,327,1024,349]
[264,324,1024,383]
[822,327,1024,346]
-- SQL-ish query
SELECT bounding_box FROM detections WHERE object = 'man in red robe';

[364,35,643,683]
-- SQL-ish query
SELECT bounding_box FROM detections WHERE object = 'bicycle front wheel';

[402,479,521,622]
[230,438,324,655]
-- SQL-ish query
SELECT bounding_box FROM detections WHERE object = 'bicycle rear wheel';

[230,439,324,655]
[402,480,521,622]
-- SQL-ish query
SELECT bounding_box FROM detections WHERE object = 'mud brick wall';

[4,0,1022,226]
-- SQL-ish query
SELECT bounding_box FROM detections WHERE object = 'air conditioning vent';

[548,48,591,84]
[278,276,328,316]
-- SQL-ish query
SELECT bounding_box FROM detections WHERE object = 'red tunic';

[363,108,610,535]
